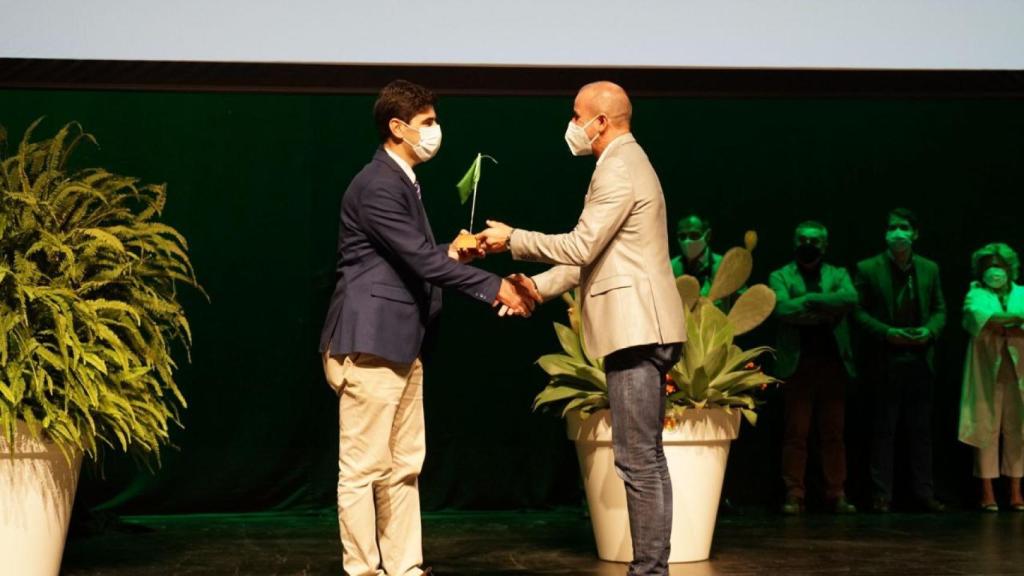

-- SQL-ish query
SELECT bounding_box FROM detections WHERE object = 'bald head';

[570,81,632,158]
[576,81,632,129]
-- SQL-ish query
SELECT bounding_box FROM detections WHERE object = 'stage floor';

[62,508,1024,575]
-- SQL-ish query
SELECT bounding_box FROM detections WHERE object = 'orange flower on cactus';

[664,373,677,395]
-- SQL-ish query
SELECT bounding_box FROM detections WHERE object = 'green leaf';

[455,153,481,204]
[742,409,758,426]
[553,322,584,361]
[0,119,202,466]
[532,384,590,410]
[455,153,498,205]
[690,366,710,401]
[560,394,606,417]
[537,354,606,391]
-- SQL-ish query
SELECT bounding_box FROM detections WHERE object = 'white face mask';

[564,115,602,157]
[682,235,707,260]
[983,266,1008,290]
[886,229,913,252]
[402,122,443,162]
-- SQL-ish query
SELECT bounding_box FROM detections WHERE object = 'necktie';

[414,181,421,200]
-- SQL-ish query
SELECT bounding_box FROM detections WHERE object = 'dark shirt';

[888,257,925,360]
[798,265,841,359]
[683,251,714,287]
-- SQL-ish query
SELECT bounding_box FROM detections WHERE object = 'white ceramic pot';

[568,408,741,563]
[0,420,82,576]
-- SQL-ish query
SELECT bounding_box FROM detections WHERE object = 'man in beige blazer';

[477,81,686,576]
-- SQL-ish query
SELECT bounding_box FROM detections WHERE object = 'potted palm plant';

[0,120,201,576]
[534,233,777,563]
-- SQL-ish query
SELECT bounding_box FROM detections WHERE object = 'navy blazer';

[319,148,501,365]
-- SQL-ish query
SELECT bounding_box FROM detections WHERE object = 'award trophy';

[452,153,498,250]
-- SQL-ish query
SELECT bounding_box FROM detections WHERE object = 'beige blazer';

[510,134,686,359]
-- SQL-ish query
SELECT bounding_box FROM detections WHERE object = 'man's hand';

[497,274,543,317]
[494,277,535,317]
[476,219,514,254]
[886,327,928,346]
[447,229,486,263]
[508,273,543,303]
[886,327,912,346]
[802,293,825,310]
[905,327,932,344]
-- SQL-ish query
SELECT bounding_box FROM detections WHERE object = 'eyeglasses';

[677,231,705,241]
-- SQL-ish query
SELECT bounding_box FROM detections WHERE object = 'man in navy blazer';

[319,80,535,576]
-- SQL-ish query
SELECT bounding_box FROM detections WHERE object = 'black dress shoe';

[918,498,946,513]
[782,495,803,515]
[870,498,890,513]
[830,496,857,514]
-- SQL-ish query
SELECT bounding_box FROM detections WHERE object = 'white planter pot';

[568,408,741,563]
[0,420,82,576]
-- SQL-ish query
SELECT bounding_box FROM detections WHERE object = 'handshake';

[447,220,540,317]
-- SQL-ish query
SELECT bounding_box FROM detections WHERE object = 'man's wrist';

[507,228,516,251]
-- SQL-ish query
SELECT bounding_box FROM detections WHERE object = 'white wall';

[2,0,1022,70]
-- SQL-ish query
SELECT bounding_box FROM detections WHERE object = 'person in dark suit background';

[318,80,537,576]
[854,207,946,513]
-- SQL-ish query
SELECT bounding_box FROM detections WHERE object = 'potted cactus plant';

[0,121,201,576]
[534,232,778,563]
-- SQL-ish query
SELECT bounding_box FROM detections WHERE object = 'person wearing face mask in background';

[670,214,742,311]
[318,79,537,576]
[854,208,947,513]
[475,81,685,576]
[959,243,1024,512]
[671,214,720,288]
[769,221,858,515]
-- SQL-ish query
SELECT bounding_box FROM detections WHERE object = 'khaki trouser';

[323,351,426,576]
[974,349,1024,479]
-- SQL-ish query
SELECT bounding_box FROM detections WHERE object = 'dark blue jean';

[605,343,683,576]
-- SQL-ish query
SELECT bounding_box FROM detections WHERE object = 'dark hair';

[373,80,437,143]
[887,207,919,230]
[676,213,710,232]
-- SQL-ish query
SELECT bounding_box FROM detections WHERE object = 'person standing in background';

[671,213,721,290]
[960,242,1024,511]
[854,208,946,513]
[770,221,858,515]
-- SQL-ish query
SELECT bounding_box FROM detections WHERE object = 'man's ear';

[388,118,405,141]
